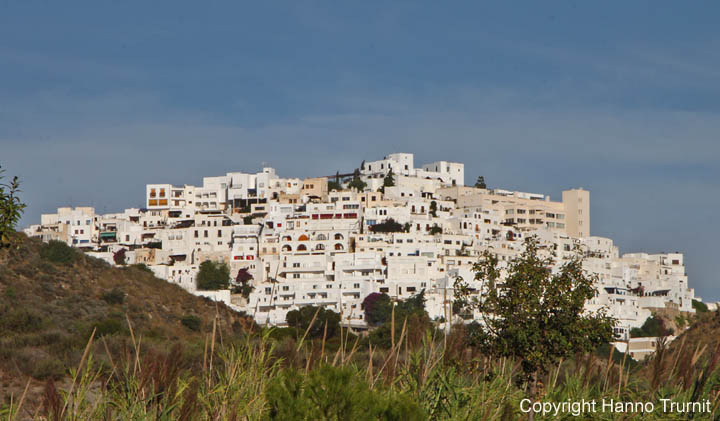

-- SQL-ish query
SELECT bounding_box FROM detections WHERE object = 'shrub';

[630,315,673,337]
[40,240,77,264]
[0,308,44,333]
[286,306,341,339]
[362,293,392,326]
[101,288,125,305]
[32,358,65,379]
[266,365,425,420]
[181,315,202,331]
[369,218,405,233]
[196,260,230,290]
[92,318,124,337]
[693,299,709,313]
[131,263,153,274]
[113,248,127,265]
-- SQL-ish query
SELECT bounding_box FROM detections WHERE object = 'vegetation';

[232,267,255,299]
[369,218,405,233]
[196,260,230,290]
[474,175,487,189]
[328,180,342,191]
[0,165,26,246]
[630,315,674,338]
[3,234,720,419]
[693,299,709,313]
[286,306,341,339]
[113,248,127,265]
[348,169,367,192]
[429,200,437,217]
[39,240,77,264]
[455,236,615,418]
[383,168,396,187]
[101,288,125,305]
[363,292,393,326]
[429,224,442,235]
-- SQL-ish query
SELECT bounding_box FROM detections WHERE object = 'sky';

[1,1,718,299]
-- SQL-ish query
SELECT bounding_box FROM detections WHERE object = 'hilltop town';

[24,153,697,348]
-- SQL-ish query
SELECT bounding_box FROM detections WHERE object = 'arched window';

[282,235,292,241]
[298,234,309,241]
[315,244,325,251]
[282,245,292,252]
[297,244,307,251]
[334,233,344,240]
[334,243,344,251]
[316,233,327,241]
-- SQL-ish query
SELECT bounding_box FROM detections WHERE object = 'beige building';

[437,186,590,238]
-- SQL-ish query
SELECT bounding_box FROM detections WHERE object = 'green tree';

[113,248,127,265]
[369,218,405,233]
[474,176,487,189]
[429,224,442,235]
[196,260,230,290]
[0,165,26,246]
[429,200,437,217]
[328,180,342,191]
[348,169,367,192]
[455,236,614,420]
[383,168,395,187]
[629,315,673,338]
[286,305,341,339]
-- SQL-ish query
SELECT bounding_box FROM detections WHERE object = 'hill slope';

[0,234,251,406]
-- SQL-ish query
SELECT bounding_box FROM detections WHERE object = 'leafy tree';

[369,218,404,233]
[363,292,393,326]
[196,260,230,290]
[328,180,342,191]
[0,165,26,246]
[429,200,437,217]
[286,305,341,339]
[348,169,367,192]
[113,248,127,266]
[383,168,395,187]
[368,291,431,348]
[232,268,255,299]
[429,224,442,235]
[455,236,615,418]
[474,176,487,189]
[101,288,125,305]
[629,315,673,338]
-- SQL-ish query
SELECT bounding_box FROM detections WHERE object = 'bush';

[266,365,425,420]
[181,315,202,331]
[196,260,230,290]
[40,240,76,264]
[32,358,66,379]
[693,299,709,313]
[369,218,405,234]
[0,308,44,333]
[362,293,392,326]
[131,263,153,274]
[630,315,673,338]
[286,306,341,339]
[92,318,125,337]
[113,248,127,265]
[101,288,125,305]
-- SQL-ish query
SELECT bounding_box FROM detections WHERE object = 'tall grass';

[3,316,720,420]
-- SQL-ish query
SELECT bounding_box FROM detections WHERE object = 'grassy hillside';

[0,234,253,409]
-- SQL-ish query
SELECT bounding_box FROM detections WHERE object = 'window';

[204,230,208,238]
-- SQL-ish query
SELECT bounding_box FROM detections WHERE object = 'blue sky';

[2,1,719,299]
